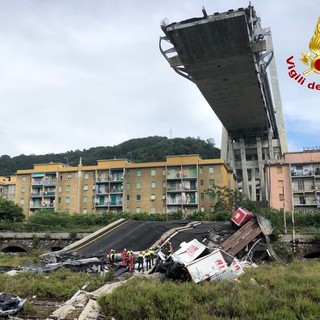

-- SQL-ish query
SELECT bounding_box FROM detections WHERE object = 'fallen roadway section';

[7,209,283,319]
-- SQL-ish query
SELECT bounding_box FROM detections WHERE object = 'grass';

[98,260,320,320]
[0,251,114,318]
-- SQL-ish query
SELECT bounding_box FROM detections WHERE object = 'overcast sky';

[0,0,319,157]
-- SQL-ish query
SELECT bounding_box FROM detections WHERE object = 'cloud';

[0,0,318,157]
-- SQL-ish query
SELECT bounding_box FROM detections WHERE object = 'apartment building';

[0,176,16,201]
[265,150,320,212]
[13,155,236,216]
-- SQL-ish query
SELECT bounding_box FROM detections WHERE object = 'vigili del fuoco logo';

[286,17,320,90]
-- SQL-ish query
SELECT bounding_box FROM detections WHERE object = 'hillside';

[0,136,220,176]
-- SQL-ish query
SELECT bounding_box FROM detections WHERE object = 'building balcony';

[43,179,56,186]
[95,200,123,207]
[43,192,55,197]
[96,190,109,195]
[30,203,42,209]
[292,189,315,193]
[110,188,123,194]
[167,188,183,192]
[31,193,42,198]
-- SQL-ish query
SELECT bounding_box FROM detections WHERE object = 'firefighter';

[108,249,115,267]
[128,250,134,272]
[121,248,128,266]
[137,251,145,272]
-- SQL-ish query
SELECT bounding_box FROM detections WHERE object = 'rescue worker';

[108,249,115,267]
[128,250,134,272]
[121,248,128,266]
[149,247,155,266]
[137,251,145,272]
[144,248,151,271]
[163,241,173,257]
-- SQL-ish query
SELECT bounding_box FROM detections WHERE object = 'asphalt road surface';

[71,220,227,259]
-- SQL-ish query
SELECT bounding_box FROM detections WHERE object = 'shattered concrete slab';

[0,292,26,316]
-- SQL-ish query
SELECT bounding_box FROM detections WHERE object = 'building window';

[199,167,203,174]
[66,185,71,192]
[151,181,156,189]
[209,179,215,188]
[162,194,166,200]
[66,197,70,204]
[201,206,205,212]
[200,180,204,186]
[20,199,25,205]
[84,173,89,179]
[278,180,284,194]
[136,207,141,214]
[127,195,130,201]
[209,167,214,174]
[67,174,72,180]
[136,170,141,177]
[136,182,141,189]
[127,183,130,189]
[137,195,141,201]
[150,194,156,200]
[297,179,304,191]
[279,194,285,202]
[299,196,306,204]
[150,207,156,214]
[210,206,215,213]
[201,192,204,200]
[163,182,166,188]
[163,169,166,176]
[22,176,26,182]
[83,209,88,214]
[58,197,61,203]
[209,192,215,199]
[277,167,283,174]
[83,184,89,191]
[21,187,25,193]
[83,196,88,203]
[151,169,156,176]
[126,207,130,213]
[58,186,62,193]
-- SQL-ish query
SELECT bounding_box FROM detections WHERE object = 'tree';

[206,185,248,212]
[0,198,25,222]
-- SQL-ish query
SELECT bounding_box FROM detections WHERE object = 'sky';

[0,0,319,157]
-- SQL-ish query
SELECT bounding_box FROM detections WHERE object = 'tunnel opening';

[51,247,63,252]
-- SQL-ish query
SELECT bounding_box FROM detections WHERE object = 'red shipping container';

[231,207,252,226]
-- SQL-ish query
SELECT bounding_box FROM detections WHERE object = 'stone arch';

[1,245,28,253]
[304,251,320,259]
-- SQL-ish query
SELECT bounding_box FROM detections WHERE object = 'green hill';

[0,136,220,176]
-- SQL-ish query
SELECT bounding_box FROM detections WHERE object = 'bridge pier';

[160,5,288,205]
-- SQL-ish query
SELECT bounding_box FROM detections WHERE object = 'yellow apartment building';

[0,175,16,201]
[13,155,236,216]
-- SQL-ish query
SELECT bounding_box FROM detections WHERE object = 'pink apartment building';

[265,150,320,212]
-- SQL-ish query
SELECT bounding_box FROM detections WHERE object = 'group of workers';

[107,240,173,273]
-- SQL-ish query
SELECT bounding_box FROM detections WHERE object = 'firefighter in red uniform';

[121,248,128,266]
[128,250,134,272]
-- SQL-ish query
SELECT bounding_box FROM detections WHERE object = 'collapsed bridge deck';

[160,6,278,139]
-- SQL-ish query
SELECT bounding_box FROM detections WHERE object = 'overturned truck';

[154,208,278,283]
